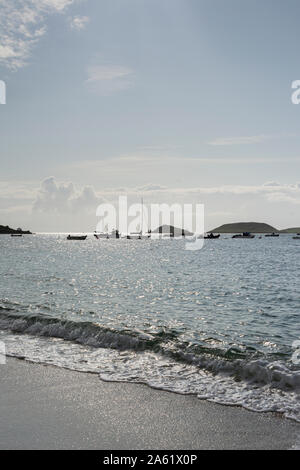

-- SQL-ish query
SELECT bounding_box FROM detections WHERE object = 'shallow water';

[0,234,299,420]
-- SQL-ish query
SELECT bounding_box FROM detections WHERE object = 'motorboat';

[232,232,255,239]
[204,233,220,239]
[265,233,279,237]
[67,235,87,240]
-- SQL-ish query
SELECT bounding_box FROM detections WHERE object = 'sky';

[1,0,300,231]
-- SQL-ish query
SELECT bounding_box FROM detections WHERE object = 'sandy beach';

[0,358,299,450]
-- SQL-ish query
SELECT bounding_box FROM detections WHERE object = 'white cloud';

[69,15,89,31]
[61,153,300,192]
[208,134,273,146]
[262,181,281,187]
[136,184,168,192]
[265,192,300,205]
[0,0,77,69]
[86,65,135,95]
[2,177,300,232]
[33,176,103,213]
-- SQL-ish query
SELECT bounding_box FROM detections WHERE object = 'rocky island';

[0,225,32,235]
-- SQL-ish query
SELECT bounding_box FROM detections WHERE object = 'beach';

[0,357,299,450]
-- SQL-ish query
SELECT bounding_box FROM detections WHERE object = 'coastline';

[0,358,299,450]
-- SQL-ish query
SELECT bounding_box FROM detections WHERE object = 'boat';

[67,235,87,240]
[265,233,279,237]
[126,233,141,240]
[127,198,150,240]
[293,236,300,240]
[94,232,109,239]
[204,233,220,239]
[126,232,150,240]
[11,233,22,237]
[232,232,255,239]
[109,229,120,239]
[95,229,120,239]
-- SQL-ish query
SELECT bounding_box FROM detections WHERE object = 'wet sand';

[0,358,299,450]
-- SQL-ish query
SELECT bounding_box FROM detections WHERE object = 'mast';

[141,197,144,235]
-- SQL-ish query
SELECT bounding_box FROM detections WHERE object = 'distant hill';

[153,225,194,236]
[0,225,32,235]
[210,222,278,234]
[280,227,300,233]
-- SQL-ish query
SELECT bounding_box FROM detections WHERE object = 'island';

[152,225,194,237]
[279,227,300,233]
[0,224,32,235]
[210,222,279,234]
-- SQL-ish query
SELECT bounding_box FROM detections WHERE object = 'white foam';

[1,329,299,423]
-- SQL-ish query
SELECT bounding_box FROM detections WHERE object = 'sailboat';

[94,222,120,239]
[127,198,150,239]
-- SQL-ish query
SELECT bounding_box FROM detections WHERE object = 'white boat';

[126,198,150,240]
[94,229,120,239]
[94,232,109,239]
[126,232,150,240]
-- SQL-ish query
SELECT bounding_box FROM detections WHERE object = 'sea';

[0,234,299,421]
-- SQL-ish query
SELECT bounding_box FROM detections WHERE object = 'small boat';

[11,233,22,237]
[293,236,300,240]
[204,233,220,239]
[125,198,151,240]
[94,233,109,239]
[94,229,120,239]
[126,232,150,240]
[232,232,255,239]
[265,233,279,237]
[67,235,87,240]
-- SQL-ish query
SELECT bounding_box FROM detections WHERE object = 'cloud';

[263,181,281,187]
[63,153,300,192]
[135,184,168,192]
[2,177,300,231]
[33,176,103,213]
[86,65,135,95]
[69,15,89,31]
[0,0,77,69]
[265,192,300,205]
[208,134,274,146]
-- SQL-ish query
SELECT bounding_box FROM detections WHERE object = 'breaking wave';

[0,311,299,400]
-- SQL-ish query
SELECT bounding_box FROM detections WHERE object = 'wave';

[0,311,299,394]
[0,311,152,351]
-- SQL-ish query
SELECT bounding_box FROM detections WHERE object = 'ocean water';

[0,234,299,421]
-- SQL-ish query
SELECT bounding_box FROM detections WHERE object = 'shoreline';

[0,357,299,450]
